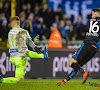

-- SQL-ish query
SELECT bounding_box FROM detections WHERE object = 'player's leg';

[0,69,24,83]
[79,45,97,66]
[59,58,84,84]
[67,44,97,84]
[57,58,83,85]
[69,58,84,73]
[0,57,19,83]
[57,69,78,84]
[15,66,26,83]
[27,46,48,59]
[0,57,27,83]
[69,43,86,74]
[57,43,86,85]
[0,77,18,83]
[28,50,44,58]
[80,44,97,84]
[14,57,27,83]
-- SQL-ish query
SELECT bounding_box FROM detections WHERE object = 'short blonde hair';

[10,16,20,23]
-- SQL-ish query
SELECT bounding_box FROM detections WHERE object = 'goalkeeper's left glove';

[33,35,39,43]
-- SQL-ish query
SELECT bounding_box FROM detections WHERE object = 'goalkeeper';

[0,16,48,83]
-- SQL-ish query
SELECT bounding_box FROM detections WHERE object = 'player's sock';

[71,63,84,73]
[1,77,18,83]
[28,50,44,58]
[64,70,78,82]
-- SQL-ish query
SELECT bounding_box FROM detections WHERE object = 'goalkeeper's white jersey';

[8,27,30,58]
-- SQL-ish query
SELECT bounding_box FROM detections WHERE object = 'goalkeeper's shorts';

[72,43,97,66]
[10,57,27,78]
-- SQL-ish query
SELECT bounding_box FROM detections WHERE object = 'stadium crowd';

[0,1,88,48]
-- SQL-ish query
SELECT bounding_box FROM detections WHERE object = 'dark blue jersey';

[84,17,100,48]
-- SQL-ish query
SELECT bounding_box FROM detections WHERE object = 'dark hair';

[93,8,100,12]
[58,5,61,8]
[10,16,20,22]
[65,18,71,21]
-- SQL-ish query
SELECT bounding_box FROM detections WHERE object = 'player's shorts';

[10,57,27,78]
[72,43,97,66]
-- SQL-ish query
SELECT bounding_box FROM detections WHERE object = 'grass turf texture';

[0,79,100,90]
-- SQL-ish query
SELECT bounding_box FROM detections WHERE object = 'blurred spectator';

[21,4,27,12]
[65,18,75,41]
[39,3,48,23]
[38,17,44,26]
[59,20,67,46]
[54,14,60,26]
[55,5,64,20]
[48,23,62,48]
[19,11,26,26]
[3,2,10,21]
[62,13,67,21]
[0,12,7,41]
[26,3,32,17]
[34,4,40,20]
[39,3,54,27]
[74,15,86,40]
[59,20,66,39]
[28,13,37,29]
[37,17,47,40]
[22,20,33,34]
[0,2,3,12]
[47,8,54,27]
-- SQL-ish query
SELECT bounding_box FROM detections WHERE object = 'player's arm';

[96,21,100,49]
[26,38,36,49]
[25,31,42,53]
[96,38,100,49]
[26,38,42,53]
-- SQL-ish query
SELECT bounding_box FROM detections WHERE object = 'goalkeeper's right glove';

[34,46,43,54]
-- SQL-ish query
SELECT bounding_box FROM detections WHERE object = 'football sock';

[64,63,84,82]
[71,63,84,73]
[2,77,18,83]
[64,70,78,82]
[28,50,44,58]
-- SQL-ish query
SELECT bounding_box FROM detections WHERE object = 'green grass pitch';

[0,79,100,90]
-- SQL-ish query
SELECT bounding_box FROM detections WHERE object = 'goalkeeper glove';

[33,35,39,43]
[34,46,43,54]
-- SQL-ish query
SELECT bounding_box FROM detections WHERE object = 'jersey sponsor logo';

[86,32,99,37]
[10,30,18,34]
[10,48,19,53]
